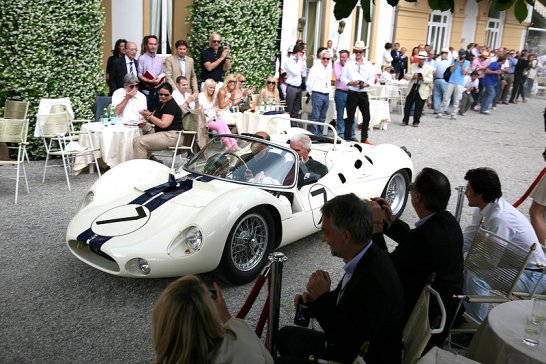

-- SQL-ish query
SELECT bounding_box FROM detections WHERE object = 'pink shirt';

[471,57,491,78]
[334,61,348,91]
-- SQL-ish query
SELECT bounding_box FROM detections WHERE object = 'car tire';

[220,206,275,285]
[381,169,410,219]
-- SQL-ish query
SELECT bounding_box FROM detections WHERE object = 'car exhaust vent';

[338,173,346,183]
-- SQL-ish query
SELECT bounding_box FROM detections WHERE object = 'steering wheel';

[224,152,248,179]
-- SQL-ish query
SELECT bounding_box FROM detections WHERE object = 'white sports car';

[66,128,413,284]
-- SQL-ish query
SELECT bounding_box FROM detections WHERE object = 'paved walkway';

[1,95,544,363]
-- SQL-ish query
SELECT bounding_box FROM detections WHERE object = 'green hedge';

[0,0,106,158]
[187,0,282,89]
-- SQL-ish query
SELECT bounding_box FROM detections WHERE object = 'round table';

[236,111,291,135]
[466,300,546,364]
[74,122,143,172]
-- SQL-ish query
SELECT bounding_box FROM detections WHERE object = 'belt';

[287,84,301,89]
[335,89,348,93]
[348,90,367,93]
[525,267,544,272]
[313,91,329,96]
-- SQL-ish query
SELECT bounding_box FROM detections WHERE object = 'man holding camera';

[276,194,404,364]
[402,51,434,127]
[341,41,376,144]
[441,48,470,120]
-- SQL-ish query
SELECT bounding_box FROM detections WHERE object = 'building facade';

[102,0,534,72]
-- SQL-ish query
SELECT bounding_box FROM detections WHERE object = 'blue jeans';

[310,92,329,135]
[334,90,355,138]
[464,270,546,322]
[480,85,496,112]
[433,79,447,114]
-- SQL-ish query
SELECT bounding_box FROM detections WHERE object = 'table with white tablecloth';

[302,89,391,134]
[415,346,480,364]
[74,122,142,172]
[236,111,291,135]
[466,300,546,364]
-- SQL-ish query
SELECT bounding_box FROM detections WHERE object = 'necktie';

[129,61,134,75]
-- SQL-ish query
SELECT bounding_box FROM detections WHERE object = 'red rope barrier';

[513,168,546,208]
[236,273,267,319]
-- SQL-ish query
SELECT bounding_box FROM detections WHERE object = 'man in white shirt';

[172,76,198,112]
[340,41,376,144]
[112,73,147,123]
[306,50,333,135]
[459,71,479,116]
[462,167,546,322]
[283,43,306,124]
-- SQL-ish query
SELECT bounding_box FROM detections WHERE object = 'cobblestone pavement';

[1,95,544,363]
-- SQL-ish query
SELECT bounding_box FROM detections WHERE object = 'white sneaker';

[450,115,457,120]
[491,107,497,110]
[434,113,441,119]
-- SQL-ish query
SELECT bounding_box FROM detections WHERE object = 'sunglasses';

[212,40,221,44]
[354,50,363,54]
[240,80,246,83]
[128,84,138,89]
[267,81,276,85]
[322,58,331,61]
[228,80,236,84]
[159,93,170,97]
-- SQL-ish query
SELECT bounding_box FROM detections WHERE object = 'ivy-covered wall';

[187,0,282,88]
[0,0,106,158]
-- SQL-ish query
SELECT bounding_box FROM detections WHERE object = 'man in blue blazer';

[371,167,464,348]
[276,194,404,364]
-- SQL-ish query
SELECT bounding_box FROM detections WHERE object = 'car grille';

[68,240,120,273]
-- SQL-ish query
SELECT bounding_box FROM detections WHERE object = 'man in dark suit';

[371,167,464,348]
[110,41,139,93]
[276,194,404,364]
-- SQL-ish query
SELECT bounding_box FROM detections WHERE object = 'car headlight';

[80,190,95,209]
[138,258,151,275]
[168,226,203,257]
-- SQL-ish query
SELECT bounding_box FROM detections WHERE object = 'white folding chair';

[39,111,101,190]
[402,283,446,364]
[0,119,30,204]
[447,227,536,348]
[3,99,30,162]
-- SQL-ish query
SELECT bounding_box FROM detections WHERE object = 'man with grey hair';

[289,133,327,178]
[276,193,404,363]
[110,41,139,92]
[306,49,333,135]
[112,73,147,123]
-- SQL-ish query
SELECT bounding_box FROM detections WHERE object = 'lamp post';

[336,20,346,52]
[297,17,306,40]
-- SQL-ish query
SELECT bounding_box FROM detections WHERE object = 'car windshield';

[185,135,297,187]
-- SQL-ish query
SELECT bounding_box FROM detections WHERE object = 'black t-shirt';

[154,98,183,132]
[201,47,226,82]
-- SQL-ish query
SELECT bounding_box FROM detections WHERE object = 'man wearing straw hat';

[402,51,434,127]
[340,41,376,144]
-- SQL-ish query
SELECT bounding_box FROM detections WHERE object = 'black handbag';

[443,67,452,82]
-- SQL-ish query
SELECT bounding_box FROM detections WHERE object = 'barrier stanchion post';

[454,186,466,223]
[266,252,288,354]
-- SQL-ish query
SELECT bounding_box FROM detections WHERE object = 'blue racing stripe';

[76,173,210,251]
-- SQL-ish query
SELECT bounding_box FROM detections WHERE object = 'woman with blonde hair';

[256,75,280,108]
[217,74,244,111]
[198,78,237,150]
[152,275,273,364]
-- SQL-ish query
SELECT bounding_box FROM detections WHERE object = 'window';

[150,0,172,55]
[485,7,504,49]
[303,0,324,68]
[353,2,372,58]
[427,11,451,52]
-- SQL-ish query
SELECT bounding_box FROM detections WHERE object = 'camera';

[294,299,313,327]
[358,80,366,89]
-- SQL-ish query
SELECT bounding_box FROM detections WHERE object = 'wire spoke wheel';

[382,170,409,218]
[230,213,269,271]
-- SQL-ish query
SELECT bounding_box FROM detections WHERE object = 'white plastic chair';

[0,119,30,204]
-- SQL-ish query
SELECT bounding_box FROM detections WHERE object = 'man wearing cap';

[340,41,375,144]
[433,48,452,117]
[470,51,491,110]
[284,43,305,124]
[307,50,333,135]
[402,51,434,127]
[440,48,470,120]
